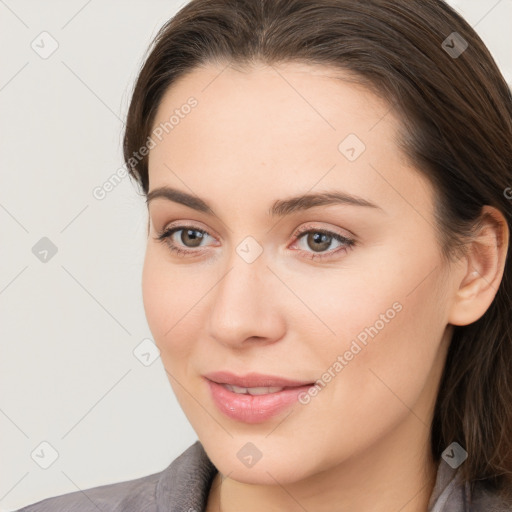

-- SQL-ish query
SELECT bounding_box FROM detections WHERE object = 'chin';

[201,436,318,485]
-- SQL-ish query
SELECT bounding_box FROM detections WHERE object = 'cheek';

[141,247,167,339]
[283,253,409,363]
[141,246,199,362]
[320,271,447,441]
[304,240,448,405]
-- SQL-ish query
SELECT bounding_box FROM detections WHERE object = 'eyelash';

[154,223,355,261]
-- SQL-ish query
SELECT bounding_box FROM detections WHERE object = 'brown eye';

[178,228,206,248]
[155,225,213,256]
[305,232,333,252]
[291,226,355,261]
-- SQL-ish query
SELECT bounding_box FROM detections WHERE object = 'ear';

[448,205,509,326]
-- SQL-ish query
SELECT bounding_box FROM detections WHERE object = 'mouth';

[220,384,291,395]
[203,370,315,389]
[203,371,316,424]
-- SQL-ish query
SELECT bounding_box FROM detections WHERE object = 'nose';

[206,254,286,349]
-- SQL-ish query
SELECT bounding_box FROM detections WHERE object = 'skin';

[142,61,509,512]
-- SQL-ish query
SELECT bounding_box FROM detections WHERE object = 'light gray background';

[1,1,511,510]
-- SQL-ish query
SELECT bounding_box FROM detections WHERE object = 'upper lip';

[203,371,314,388]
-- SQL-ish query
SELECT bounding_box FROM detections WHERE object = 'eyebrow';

[146,186,383,217]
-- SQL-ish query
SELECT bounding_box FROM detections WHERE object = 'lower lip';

[205,379,314,424]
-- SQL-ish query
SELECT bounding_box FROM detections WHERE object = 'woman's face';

[143,61,457,484]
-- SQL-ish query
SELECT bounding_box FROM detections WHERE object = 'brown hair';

[123,0,512,503]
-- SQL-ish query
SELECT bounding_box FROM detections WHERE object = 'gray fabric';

[14,441,511,511]
[15,441,217,512]
[427,458,512,512]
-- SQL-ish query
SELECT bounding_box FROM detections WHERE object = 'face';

[142,61,455,485]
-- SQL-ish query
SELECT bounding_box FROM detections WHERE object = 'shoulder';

[14,441,218,512]
[428,459,512,512]
[470,482,512,512]
[14,470,162,512]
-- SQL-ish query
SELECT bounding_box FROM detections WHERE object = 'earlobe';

[448,206,509,327]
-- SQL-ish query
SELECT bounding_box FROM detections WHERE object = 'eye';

[154,224,214,257]
[153,222,355,261]
[289,224,355,261]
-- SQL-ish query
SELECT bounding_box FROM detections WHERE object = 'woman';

[16,0,512,510]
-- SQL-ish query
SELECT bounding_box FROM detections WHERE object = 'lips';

[203,370,314,389]
[203,371,316,423]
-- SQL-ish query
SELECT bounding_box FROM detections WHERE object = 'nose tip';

[206,261,285,349]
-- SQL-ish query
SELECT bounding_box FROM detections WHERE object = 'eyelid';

[158,220,354,242]
[289,222,356,243]
[157,220,219,243]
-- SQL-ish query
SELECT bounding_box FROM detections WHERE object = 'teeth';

[224,384,285,395]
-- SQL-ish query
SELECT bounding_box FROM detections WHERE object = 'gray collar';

[156,441,218,512]
[427,459,468,511]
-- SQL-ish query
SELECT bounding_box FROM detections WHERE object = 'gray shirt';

[14,441,512,511]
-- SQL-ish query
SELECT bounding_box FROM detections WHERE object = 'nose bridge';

[207,243,282,346]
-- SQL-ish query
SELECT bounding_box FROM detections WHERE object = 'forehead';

[147,61,433,221]
[149,61,394,173]
[150,60,394,140]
